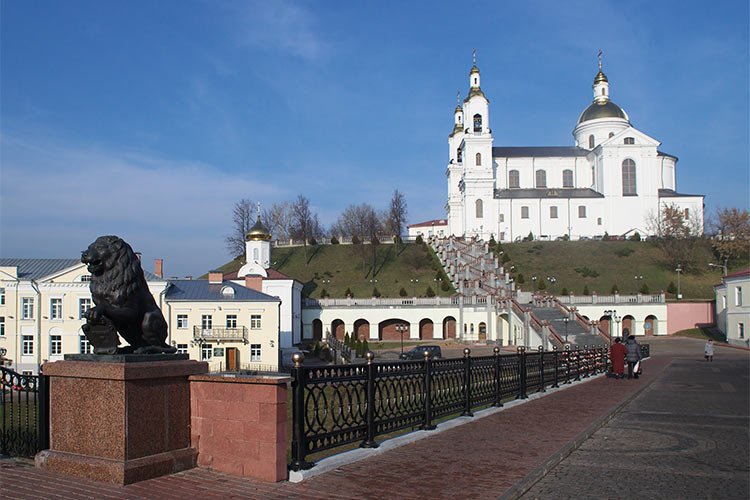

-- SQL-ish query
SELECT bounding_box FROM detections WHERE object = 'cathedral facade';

[446,56,703,241]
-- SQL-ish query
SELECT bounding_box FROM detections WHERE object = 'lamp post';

[410,278,419,297]
[562,317,570,343]
[634,275,644,293]
[531,275,537,291]
[708,262,727,277]
[603,309,620,345]
[547,276,557,296]
[675,265,682,300]
[395,324,408,354]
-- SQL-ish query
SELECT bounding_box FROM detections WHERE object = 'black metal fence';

[289,346,611,470]
[0,366,49,457]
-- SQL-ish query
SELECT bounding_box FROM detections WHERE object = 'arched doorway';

[599,315,612,335]
[443,316,456,339]
[331,319,345,340]
[644,315,657,336]
[312,319,322,341]
[379,318,409,341]
[354,319,370,341]
[622,315,634,337]
[478,322,487,341]
[419,319,433,339]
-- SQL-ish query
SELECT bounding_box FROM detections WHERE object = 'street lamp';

[708,262,728,277]
[675,265,682,300]
[410,278,419,297]
[395,324,408,354]
[562,317,570,343]
[531,275,537,291]
[634,275,644,292]
[603,309,620,345]
[547,276,557,296]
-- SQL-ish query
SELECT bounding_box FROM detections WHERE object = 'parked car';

[399,345,442,360]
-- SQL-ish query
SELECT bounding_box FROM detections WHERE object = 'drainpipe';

[159,282,172,346]
[30,279,42,373]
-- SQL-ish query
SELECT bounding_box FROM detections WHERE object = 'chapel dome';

[246,216,271,241]
[577,100,628,124]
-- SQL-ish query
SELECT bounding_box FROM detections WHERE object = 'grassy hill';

[210,242,456,299]
[207,239,742,300]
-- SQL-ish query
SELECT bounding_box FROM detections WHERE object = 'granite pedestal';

[35,357,208,485]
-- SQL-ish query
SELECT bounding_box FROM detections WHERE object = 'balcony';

[193,326,248,342]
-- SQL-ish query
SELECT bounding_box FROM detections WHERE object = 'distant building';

[445,54,703,241]
[714,269,749,347]
[407,219,448,239]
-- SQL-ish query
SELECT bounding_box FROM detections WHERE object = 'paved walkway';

[1,338,747,500]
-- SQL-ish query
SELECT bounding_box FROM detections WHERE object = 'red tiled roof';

[224,268,293,281]
[726,268,750,279]
[407,219,448,229]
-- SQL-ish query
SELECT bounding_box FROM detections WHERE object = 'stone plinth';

[35,358,208,485]
[189,373,290,482]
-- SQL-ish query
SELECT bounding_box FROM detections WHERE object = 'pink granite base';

[36,359,208,485]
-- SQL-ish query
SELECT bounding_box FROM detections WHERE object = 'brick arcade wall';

[189,374,290,482]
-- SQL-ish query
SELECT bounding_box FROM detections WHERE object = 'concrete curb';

[497,358,668,500]
[288,372,605,483]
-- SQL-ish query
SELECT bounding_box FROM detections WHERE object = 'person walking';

[704,339,715,362]
[624,330,642,379]
[609,338,627,378]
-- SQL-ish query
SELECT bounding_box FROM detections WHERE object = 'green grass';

[209,242,456,299]
[500,239,741,300]
[671,327,725,341]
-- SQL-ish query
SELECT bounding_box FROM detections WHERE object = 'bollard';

[461,348,473,416]
[289,352,314,471]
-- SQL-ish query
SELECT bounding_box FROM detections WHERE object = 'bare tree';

[263,202,293,241]
[225,198,254,259]
[290,194,315,265]
[646,203,703,270]
[711,207,750,264]
[386,189,408,241]
[334,203,381,276]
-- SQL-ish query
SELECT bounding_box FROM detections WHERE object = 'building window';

[521,206,529,219]
[622,159,637,195]
[578,206,587,218]
[550,206,558,219]
[499,213,504,222]
[597,217,602,225]
[177,314,188,329]
[509,170,520,188]
[499,232,505,240]
[250,344,262,362]
[51,335,62,355]
[475,199,483,218]
[79,298,92,319]
[624,137,635,144]
[201,343,213,360]
[0,288,4,305]
[562,169,573,188]
[22,298,34,319]
[80,335,92,354]
[226,315,237,329]
[457,148,462,163]
[201,315,213,330]
[81,275,92,282]
[50,298,63,320]
[588,135,595,148]
[250,315,262,329]
[473,114,482,132]
[535,170,547,188]
[739,323,745,339]
[176,344,188,354]
[684,208,690,219]
[736,287,743,306]
[23,335,33,355]
[609,132,614,138]
[0,317,4,336]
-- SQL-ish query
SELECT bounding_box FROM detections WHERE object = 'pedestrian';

[624,330,642,379]
[609,337,626,378]
[704,339,715,362]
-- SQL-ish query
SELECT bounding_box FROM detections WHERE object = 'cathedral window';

[535,170,547,188]
[521,206,529,219]
[475,153,482,166]
[562,169,573,188]
[550,206,558,219]
[589,135,595,149]
[509,170,520,189]
[475,199,483,218]
[578,206,587,218]
[499,214,504,222]
[473,114,482,132]
[457,148,463,163]
[624,137,635,145]
[622,159,637,195]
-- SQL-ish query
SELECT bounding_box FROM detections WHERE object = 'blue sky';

[2,0,748,277]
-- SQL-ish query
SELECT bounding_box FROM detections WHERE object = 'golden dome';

[470,64,480,75]
[577,100,628,124]
[246,216,271,241]
[594,71,608,84]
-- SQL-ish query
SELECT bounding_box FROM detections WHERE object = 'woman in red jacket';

[609,337,627,379]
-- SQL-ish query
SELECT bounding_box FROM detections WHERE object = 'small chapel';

[445,52,703,241]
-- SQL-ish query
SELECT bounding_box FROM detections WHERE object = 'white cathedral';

[446,54,703,241]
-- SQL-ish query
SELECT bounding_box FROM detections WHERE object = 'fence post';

[421,351,436,430]
[361,351,379,448]
[552,346,559,388]
[461,348,473,416]
[538,345,546,392]
[564,345,571,384]
[289,352,313,471]
[38,373,50,451]
[518,346,528,399]
[493,346,503,407]
[575,346,581,381]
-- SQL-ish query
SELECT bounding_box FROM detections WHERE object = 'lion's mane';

[88,236,148,307]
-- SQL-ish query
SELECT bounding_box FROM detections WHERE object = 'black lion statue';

[81,235,176,354]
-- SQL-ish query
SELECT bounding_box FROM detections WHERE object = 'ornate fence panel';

[289,347,607,470]
[0,366,49,457]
